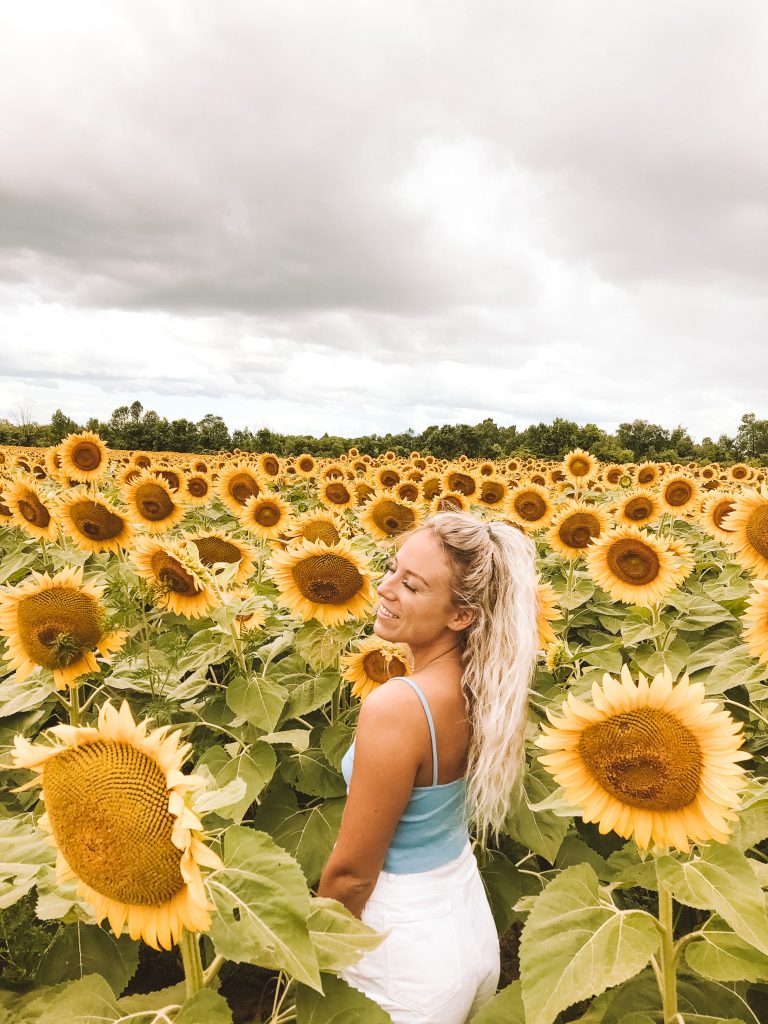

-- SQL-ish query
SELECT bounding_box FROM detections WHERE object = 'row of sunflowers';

[0,433,767,1023]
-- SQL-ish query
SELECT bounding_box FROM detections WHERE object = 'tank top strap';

[391,676,438,786]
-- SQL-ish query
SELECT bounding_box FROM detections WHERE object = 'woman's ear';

[448,605,475,633]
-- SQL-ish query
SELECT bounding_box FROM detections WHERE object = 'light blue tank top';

[340,676,470,873]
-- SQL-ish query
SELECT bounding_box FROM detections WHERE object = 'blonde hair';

[397,511,539,851]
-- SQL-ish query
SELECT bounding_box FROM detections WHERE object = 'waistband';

[369,838,476,897]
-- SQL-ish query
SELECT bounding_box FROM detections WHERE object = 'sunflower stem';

[202,953,225,987]
[655,865,679,1024]
[69,684,81,727]
[180,928,204,999]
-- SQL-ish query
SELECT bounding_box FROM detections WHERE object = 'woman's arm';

[316,684,422,918]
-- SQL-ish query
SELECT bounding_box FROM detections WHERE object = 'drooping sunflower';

[10,700,224,950]
[659,475,700,515]
[535,665,750,852]
[5,475,58,542]
[122,470,186,535]
[358,490,422,543]
[743,580,768,665]
[720,484,768,577]
[584,524,686,606]
[56,490,134,555]
[506,483,555,530]
[561,448,597,487]
[537,579,561,649]
[267,537,375,626]
[59,431,109,484]
[131,538,218,618]
[0,566,126,689]
[318,477,357,513]
[546,500,611,560]
[182,529,257,585]
[238,491,292,541]
[340,636,414,701]
[615,490,663,528]
[183,472,212,506]
[215,461,265,517]
[282,508,345,548]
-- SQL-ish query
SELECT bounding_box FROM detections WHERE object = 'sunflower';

[295,454,316,478]
[0,480,14,521]
[282,508,345,548]
[743,581,768,665]
[476,477,509,509]
[659,475,700,515]
[257,452,282,480]
[131,539,218,618]
[59,431,109,484]
[238,491,292,541]
[720,484,768,577]
[10,700,224,950]
[156,468,182,492]
[358,490,422,543]
[215,462,265,516]
[729,463,753,483]
[374,465,401,490]
[696,493,736,542]
[537,579,561,649]
[601,464,624,487]
[561,448,597,487]
[546,500,611,560]
[395,481,422,504]
[267,537,374,626]
[428,491,469,514]
[441,467,479,499]
[183,473,212,507]
[122,471,186,535]
[182,529,257,585]
[584,525,686,606]
[56,490,134,555]
[318,477,357,513]
[5,475,58,542]
[44,445,63,480]
[506,483,555,530]
[354,480,376,505]
[615,490,663,528]
[635,462,661,488]
[340,636,413,701]
[227,587,269,635]
[0,566,126,689]
[535,665,750,852]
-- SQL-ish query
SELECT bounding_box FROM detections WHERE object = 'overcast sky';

[1,1,766,442]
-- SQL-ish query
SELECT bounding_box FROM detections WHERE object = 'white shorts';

[338,839,501,1023]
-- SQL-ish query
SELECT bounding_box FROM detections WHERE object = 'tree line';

[1,402,767,464]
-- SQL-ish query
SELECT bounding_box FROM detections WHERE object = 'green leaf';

[197,743,276,822]
[729,781,768,850]
[207,825,323,992]
[504,763,570,862]
[284,668,341,719]
[469,979,524,1023]
[294,970,394,1023]
[175,989,233,1023]
[620,607,665,645]
[519,863,659,1024]
[260,727,313,751]
[0,674,56,718]
[279,747,347,798]
[632,638,691,678]
[667,590,736,630]
[36,924,139,997]
[657,844,768,954]
[307,896,388,972]
[34,974,120,1023]
[226,672,287,732]
[254,785,345,886]
[477,849,522,937]
[686,915,768,982]
[117,982,187,1014]
[319,717,357,771]
[0,813,55,910]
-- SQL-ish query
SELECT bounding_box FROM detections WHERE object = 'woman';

[317,511,540,1023]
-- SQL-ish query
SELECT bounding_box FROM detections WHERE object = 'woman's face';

[373,529,473,646]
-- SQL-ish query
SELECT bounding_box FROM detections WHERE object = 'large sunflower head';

[122,470,186,535]
[56,490,134,555]
[743,580,768,666]
[358,490,422,543]
[282,508,345,548]
[720,483,768,577]
[267,537,375,626]
[660,474,700,515]
[131,538,218,618]
[506,482,555,530]
[561,448,597,487]
[545,500,611,560]
[181,529,258,585]
[10,700,223,950]
[59,431,109,484]
[615,490,663,528]
[0,566,126,689]
[215,461,265,516]
[340,636,414,701]
[584,524,688,606]
[5,474,58,542]
[238,491,292,540]
[536,665,750,852]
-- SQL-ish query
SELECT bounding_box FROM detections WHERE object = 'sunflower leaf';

[226,672,287,732]
[207,824,323,992]
[466,979,525,1023]
[306,895,388,972]
[175,988,232,1023]
[685,915,768,982]
[519,863,659,1024]
[657,844,768,955]
[294,971,394,1023]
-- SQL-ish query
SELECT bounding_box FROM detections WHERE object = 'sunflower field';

[1,435,767,1024]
